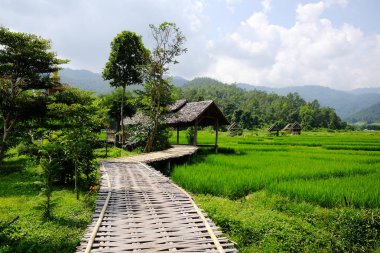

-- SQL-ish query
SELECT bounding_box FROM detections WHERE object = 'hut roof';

[283,123,293,130]
[228,122,242,131]
[124,100,229,127]
[268,123,281,131]
[283,122,302,131]
[291,122,302,130]
[169,99,187,112]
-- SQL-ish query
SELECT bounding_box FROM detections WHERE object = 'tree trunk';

[120,85,126,146]
[0,115,15,164]
[74,160,79,200]
[144,116,158,153]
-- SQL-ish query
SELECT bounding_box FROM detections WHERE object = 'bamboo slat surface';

[77,146,236,253]
[106,145,198,163]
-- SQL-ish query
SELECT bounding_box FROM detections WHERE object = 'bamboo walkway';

[106,145,199,163]
[76,146,237,253]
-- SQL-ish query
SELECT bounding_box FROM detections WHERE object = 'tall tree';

[99,88,136,131]
[142,22,187,152]
[0,27,68,163]
[102,31,149,145]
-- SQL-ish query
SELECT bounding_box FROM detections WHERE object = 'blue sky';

[1,0,379,90]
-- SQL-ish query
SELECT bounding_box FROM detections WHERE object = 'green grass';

[195,192,380,253]
[0,143,137,253]
[170,130,380,252]
[0,158,96,253]
[171,131,380,207]
[93,146,137,162]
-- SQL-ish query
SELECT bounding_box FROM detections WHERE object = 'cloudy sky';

[1,0,380,90]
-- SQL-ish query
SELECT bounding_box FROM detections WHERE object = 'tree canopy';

[140,22,187,152]
[0,27,68,163]
[180,77,347,130]
[103,31,149,145]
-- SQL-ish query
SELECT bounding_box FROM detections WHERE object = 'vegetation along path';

[77,146,236,253]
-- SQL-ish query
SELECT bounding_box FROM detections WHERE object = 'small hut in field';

[124,99,229,152]
[228,122,242,137]
[268,123,281,136]
[283,122,302,135]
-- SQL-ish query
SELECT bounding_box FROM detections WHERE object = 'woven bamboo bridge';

[76,145,237,253]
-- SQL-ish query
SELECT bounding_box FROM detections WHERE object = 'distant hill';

[182,77,226,88]
[350,87,380,95]
[347,102,380,123]
[59,68,112,94]
[171,76,188,87]
[59,69,380,122]
[236,83,380,119]
[59,68,188,94]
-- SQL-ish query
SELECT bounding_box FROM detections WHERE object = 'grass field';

[0,145,133,253]
[169,130,380,252]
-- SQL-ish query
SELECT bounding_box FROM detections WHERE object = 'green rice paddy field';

[169,130,380,252]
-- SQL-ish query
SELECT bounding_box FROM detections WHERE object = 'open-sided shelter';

[268,123,282,136]
[124,99,229,151]
[283,122,302,135]
[228,122,242,136]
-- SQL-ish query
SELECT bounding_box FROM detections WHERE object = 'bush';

[126,123,171,152]
[186,127,194,144]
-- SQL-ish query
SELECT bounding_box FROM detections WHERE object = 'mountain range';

[236,83,380,121]
[59,68,380,122]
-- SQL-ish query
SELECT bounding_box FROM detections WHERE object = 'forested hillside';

[180,77,346,130]
[237,83,380,119]
[348,102,380,123]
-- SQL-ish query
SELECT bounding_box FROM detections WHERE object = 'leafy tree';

[0,27,68,164]
[180,78,346,130]
[141,22,187,152]
[300,105,315,130]
[99,88,136,131]
[47,88,106,199]
[38,139,61,219]
[102,31,149,146]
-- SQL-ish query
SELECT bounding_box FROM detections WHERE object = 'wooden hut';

[46,82,70,96]
[228,122,242,136]
[268,123,281,136]
[124,99,229,152]
[283,122,302,135]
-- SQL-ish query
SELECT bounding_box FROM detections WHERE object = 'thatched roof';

[268,123,281,131]
[283,122,302,131]
[228,122,242,131]
[169,99,187,112]
[124,100,229,127]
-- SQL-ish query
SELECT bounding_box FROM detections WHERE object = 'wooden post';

[193,120,198,146]
[177,126,180,145]
[215,119,219,154]
[166,160,171,174]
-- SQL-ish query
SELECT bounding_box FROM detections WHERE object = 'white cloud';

[205,0,380,89]
[0,0,207,77]
[1,0,378,90]
[296,1,326,23]
[261,0,271,14]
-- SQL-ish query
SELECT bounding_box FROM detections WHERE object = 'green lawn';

[0,157,96,253]
[0,145,135,253]
[170,130,380,252]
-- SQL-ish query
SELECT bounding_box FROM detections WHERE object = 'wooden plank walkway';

[107,145,198,164]
[76,146,237,253]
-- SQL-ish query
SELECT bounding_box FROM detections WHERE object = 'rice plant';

[171,131,380,207]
